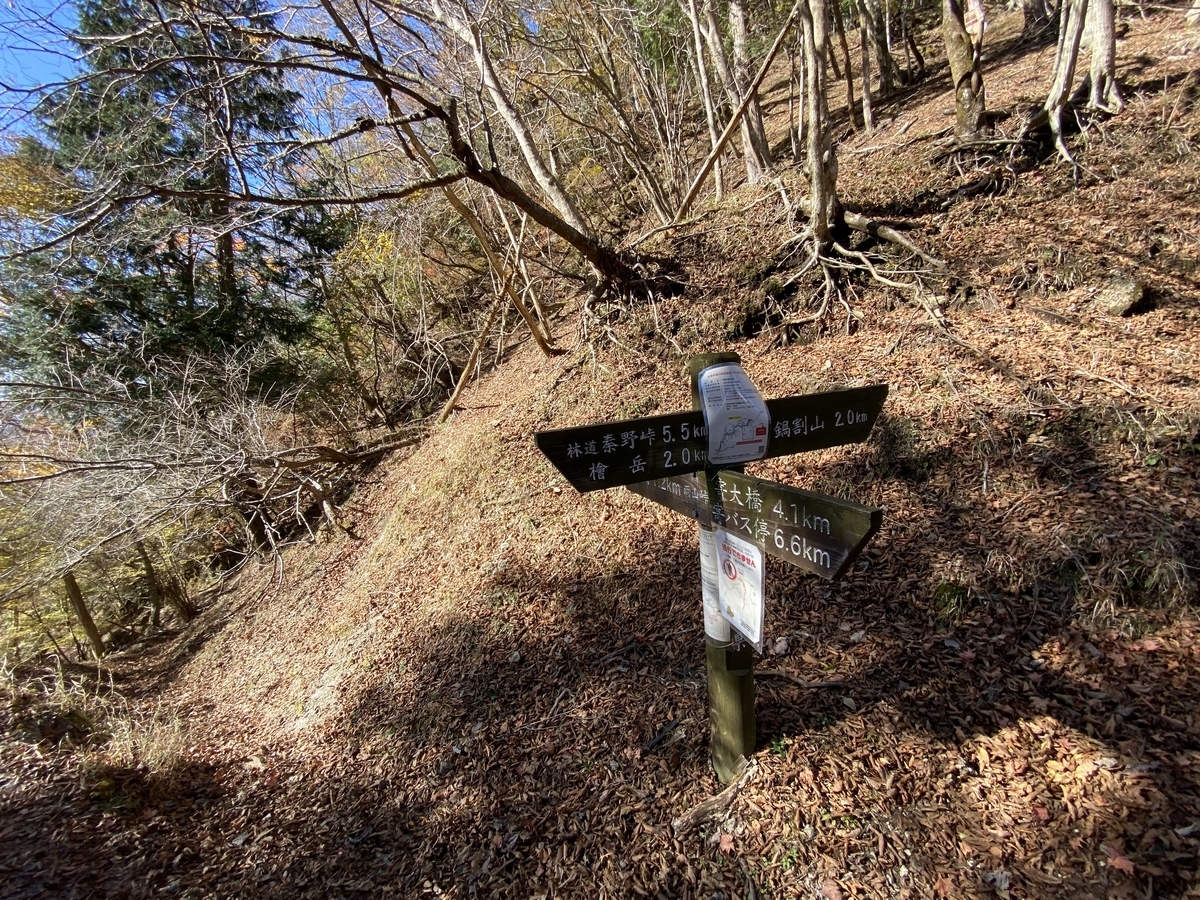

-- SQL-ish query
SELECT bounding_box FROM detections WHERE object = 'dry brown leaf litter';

[4,9,1200,900]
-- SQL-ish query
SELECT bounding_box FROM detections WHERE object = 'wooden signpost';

[534,384,887,493]
[535,354,887,782]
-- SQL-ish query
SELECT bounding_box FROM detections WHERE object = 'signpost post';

[535,354,886,782]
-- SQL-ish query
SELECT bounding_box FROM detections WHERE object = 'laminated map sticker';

[699,527,732,643]
[698,363,770,465]
[715,528,764,652]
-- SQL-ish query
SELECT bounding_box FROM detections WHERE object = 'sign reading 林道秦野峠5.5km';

[534,383,888,493]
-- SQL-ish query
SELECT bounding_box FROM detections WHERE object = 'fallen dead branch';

[757,669,849,689]
[672,757,759,836]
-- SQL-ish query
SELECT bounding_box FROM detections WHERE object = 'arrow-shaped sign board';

[627,471,881,580]
[535,384,888,493]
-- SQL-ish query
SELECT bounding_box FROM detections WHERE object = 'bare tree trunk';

[905,21,927,80]
[134,539,163,628]
[729,0,775,177]
[857,0,877,132]
[431,0,592,238]
[863,0,901,96]
[699,0,773,184]
[789,42,803,159]
[213,159,239,334]
[898,0,925,81]
[1022,0,1053,35]
[942,0,987,138]
[1086,0,1123,111]
[1185,0,1200,54]
[1045,0,1090,158]
[831,0,859,130]
[314,0,614,310]
[619,23,692,205]
[135,538,197,624]
[390,118,564,345]
[674,5,800,221]
[439,293,506,423]
[685,0,726,201]
[799,0,839,244]
[224,475,276,552]
[490,198,554,339]
[63,570,105,659]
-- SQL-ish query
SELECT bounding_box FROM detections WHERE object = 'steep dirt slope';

[4,9,1200,900]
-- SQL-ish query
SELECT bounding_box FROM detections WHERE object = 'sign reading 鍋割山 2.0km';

[626,470,881,580]
[534,384,888,493]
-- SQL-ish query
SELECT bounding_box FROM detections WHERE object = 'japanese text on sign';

[716,529,764,651]
[698,364,770,465]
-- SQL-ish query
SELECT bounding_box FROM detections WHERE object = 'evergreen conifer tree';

[2,0,321,388]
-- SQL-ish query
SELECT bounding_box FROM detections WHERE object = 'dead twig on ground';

[843,212,946,269]
[757,669,849,689]
[1075,368,1163,403]
[643,719,680,753]
[672,757,758,836]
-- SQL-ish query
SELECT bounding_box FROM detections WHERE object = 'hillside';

[4,9,1200,899]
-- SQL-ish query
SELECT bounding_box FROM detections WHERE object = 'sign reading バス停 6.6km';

[626,470,881,579]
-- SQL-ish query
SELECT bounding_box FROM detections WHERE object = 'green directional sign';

[627,471,881,579]
[535,384,887,493]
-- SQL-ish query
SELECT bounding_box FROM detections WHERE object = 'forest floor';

[4,9,1200,900]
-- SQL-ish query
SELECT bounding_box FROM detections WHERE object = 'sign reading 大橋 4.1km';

[535,358,888,783]
[625,470,881,580]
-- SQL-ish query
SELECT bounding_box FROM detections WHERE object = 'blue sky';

[0,0,78,85]
[0,0,79,137]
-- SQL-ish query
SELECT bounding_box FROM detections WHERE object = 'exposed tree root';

[843,211,946,269]
[767,216,948,345]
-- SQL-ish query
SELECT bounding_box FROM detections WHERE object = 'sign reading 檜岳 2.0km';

[534,384,888,493]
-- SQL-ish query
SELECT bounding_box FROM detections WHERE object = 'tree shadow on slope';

[305,548,734,897]
[6,399,1197,898]
[1,535,751,899]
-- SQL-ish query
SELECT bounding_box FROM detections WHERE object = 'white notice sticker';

[715,528,765,652]
[699,526,731,642]
[698,364,770,465]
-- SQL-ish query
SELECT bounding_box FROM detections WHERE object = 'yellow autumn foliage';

[336,228,399,275]
[0,154,77,217]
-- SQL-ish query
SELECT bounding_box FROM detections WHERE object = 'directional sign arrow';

[535,384,887,493]
[627,471,882,579]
